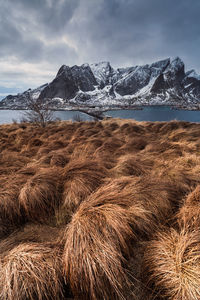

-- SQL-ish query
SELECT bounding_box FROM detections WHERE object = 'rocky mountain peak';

[1,57,200,110]
[90,61,114,87]
[56,65,69,77]
[150,58,170,70]
[165,57,184,74]
[163,57,185,87]
[186,69,200,81]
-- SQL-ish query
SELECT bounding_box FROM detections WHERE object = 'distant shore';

[0,103,199,112]
[0,104,199,123]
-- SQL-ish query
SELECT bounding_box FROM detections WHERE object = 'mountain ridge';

[1,57,200,110]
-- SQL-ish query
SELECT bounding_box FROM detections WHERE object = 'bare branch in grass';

[22,93,55,127]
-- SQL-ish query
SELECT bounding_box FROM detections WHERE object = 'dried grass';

[119,137,147,154]
[0,243,64,300]
[62,159,108,214]
[91,177,175,225]
[62,177,155,299]
[151,163,200,200]
[0,151,30,174]
[112,154,153,177]
[0,120,200,299]
[0,174,28,224]
[177,185,200,230]
[94,137,123,156]
[19,167,63,222]
[144,228,200,300]
[37,149,70,167]
[63,203,144,300]
[0,224,62,256]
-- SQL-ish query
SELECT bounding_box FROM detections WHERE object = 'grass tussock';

[0,119,200,299]
[37,149,70,167]
[0,243,64,300]
[80,177,154,234]
[19,168,63,222]
[63,202,144,300]
[0,174,28,225]
[112,154,154,177]
[144,228,200,300]
[62,177,156,299]
[62,159,108,214]
[177,185,200,229]
[85,176,176,226]
[0,151,30,174]
[0,224,62,256]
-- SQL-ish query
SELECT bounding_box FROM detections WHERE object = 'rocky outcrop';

[39,64,97,100]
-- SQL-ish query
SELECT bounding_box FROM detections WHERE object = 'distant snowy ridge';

[1,57,200,110]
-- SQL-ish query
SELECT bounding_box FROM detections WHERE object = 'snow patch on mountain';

[1,57,200,110]
[186,70,200,81]
[90,61,114,86]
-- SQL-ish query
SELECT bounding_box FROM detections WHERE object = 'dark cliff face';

[150,58,185,94]
[182,70,200,98]
[39,64,97,101]
[40,66,78,100]
[184,78,200,98]
[114,65,152,96]
[114,58,170,96]
[1,57,200,109]
[151,74,167,93]
[163,57,185,91]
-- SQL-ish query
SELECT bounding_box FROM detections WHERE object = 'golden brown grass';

[177,185,200,230]
[0,150,30,174]
[111,154,154,177]
[0,119,200,299]
[19,167,63,222]
[0,243,64,300]
[144,228,200,300]
[49,150,70,167]
[37,149,70,167]
[62,158,108,214]
[85,176,177,226]
[0,223,62,256]
[79,177,155,234]
[94,136,124,158]
[62,177,156,299]
[0,174,28,226]
[63,202,150,299]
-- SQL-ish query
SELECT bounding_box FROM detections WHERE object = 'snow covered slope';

[1,57,200,109]
[0,84,48,109]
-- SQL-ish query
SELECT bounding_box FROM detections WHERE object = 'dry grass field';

[0,118,200,300]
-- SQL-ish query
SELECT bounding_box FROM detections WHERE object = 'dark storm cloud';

[0,0,200,95]
[0,0,79,64]
[14,0,80,33]
[69,0,200,70]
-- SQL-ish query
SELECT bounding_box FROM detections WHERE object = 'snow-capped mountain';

[0,84,48,109]
[1,57,200,110]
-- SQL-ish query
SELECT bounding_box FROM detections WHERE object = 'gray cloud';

[8,0,80,33]
[0,0,200,96]
[68,0,200,69]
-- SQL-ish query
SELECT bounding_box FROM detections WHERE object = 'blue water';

[0,106,199,124]
[0,110,93,124]
[106,106,200,122]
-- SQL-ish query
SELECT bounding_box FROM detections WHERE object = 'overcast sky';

[0,0,200,98]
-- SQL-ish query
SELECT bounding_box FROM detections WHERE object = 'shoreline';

[0,104,199,112]
[0,105,199,124]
